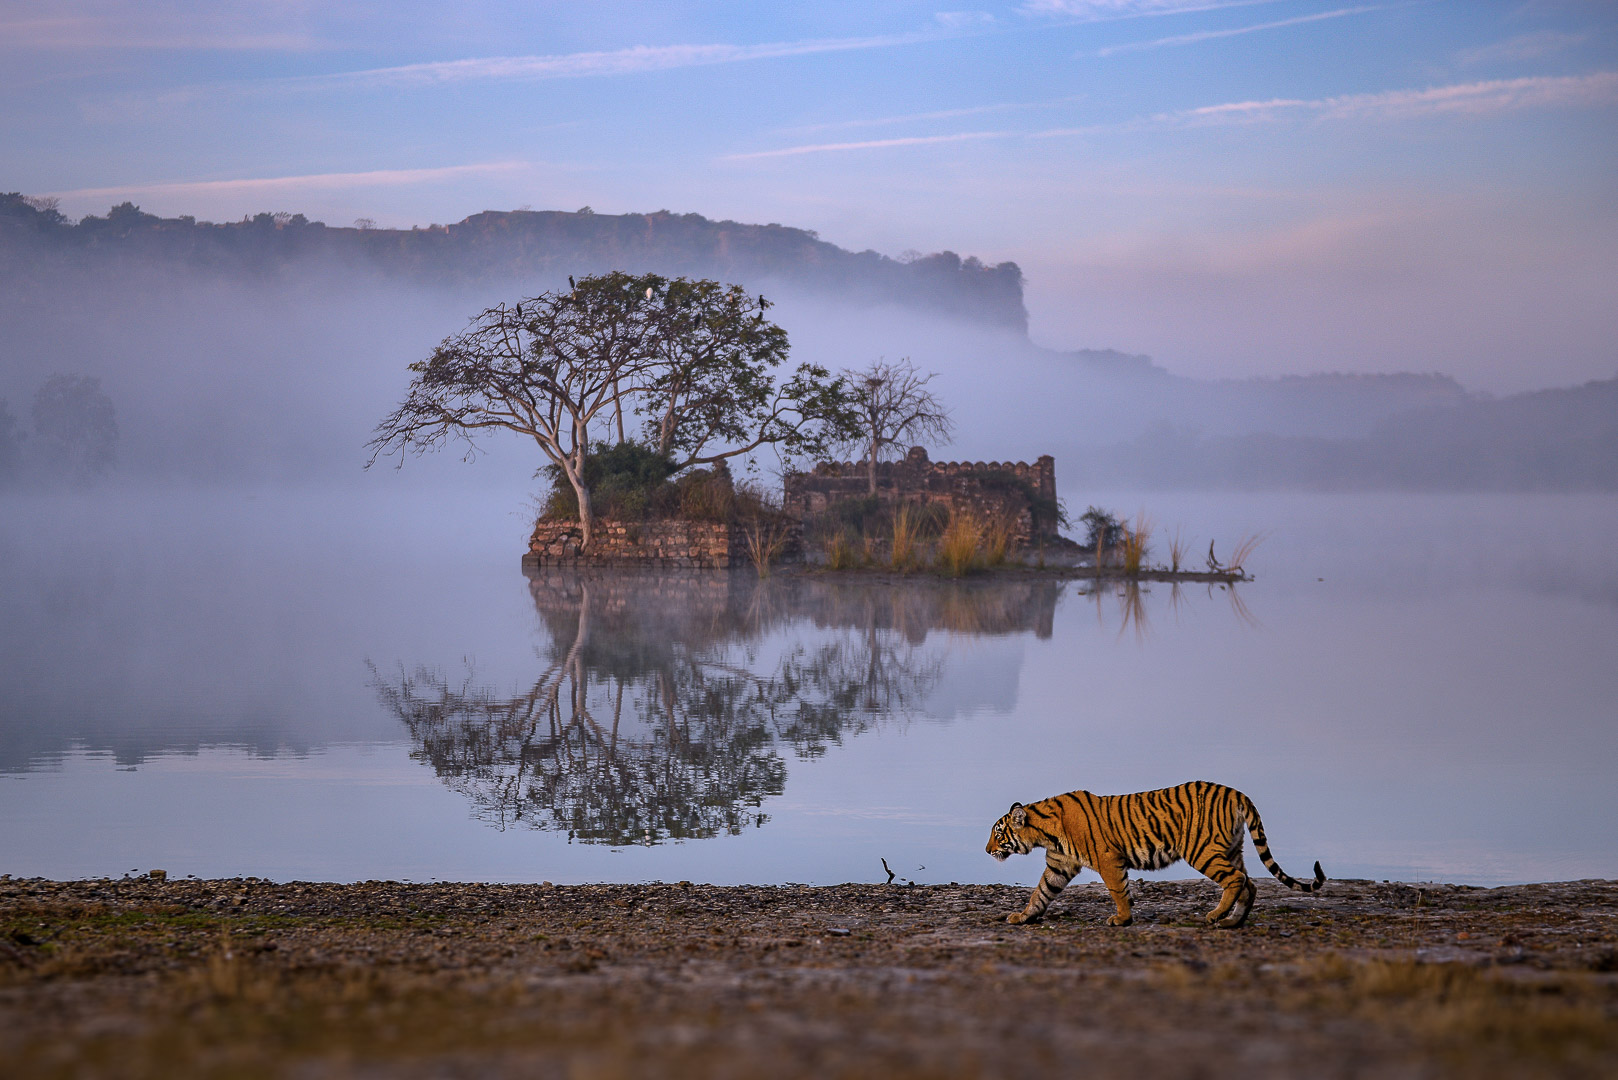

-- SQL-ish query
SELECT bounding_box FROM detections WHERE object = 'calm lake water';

[2,486,1615,887]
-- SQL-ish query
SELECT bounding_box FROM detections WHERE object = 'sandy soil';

[3,875,1615,1078]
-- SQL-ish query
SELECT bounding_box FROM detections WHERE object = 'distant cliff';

[0,194,1029,333]
[1066,375,1618,491]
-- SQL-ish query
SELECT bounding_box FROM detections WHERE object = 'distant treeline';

[0,193,1028,332]
[1069,375,1618,491]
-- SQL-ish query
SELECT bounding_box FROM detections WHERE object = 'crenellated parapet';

[783,446,1059,543]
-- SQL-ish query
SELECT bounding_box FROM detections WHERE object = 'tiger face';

[986,803,1032,861]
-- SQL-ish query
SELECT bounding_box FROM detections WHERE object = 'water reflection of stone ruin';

[374,572,1060,845]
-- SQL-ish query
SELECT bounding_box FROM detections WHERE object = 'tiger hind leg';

[1194,848,1253,928]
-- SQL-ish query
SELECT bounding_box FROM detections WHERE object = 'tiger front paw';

[1006,911,1038,925]
[1106,913,1133,927]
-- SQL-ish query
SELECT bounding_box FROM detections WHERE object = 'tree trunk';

[563,448,594,550]
[867,438,879,497]
[570,423,594,550]
[574,480,594,550]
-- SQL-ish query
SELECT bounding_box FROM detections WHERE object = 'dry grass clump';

[1168,527,1188,573]
[1226,532,1265,573]
[735,483,796,578]
[936,508,984,577]
[982,513,1017,567]
[824,529,861,571]
[741,518,793,578]
[889,505,921,571]
[1120,511,1153,575]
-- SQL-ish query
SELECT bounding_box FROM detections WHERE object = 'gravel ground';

[3,875,1616,1078]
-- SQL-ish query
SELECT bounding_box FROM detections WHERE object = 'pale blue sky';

[3,0,1616,389]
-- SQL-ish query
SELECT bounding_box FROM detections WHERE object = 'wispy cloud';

[935,11,997,28]
[730,72,1618,160]
[724,131,1012,161]
[1021,0,1278,21]
[1173,72,1618,123]
[1093,5,1381,57]
[292,32,945,90]
[51,163,531,202]
[1456,31,1588,68]
[782,96,1083,135]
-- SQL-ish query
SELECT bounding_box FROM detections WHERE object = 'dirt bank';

[3,876,1615,1078]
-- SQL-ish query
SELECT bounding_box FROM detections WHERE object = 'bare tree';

[841,357,953,495]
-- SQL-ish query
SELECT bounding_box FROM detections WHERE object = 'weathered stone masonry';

[524,519,802,571]
[782,446,1058,544]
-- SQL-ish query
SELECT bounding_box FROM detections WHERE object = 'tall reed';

[1226,532,1266,573]
[1168,526,1188,573]
[937,508,984,578]
[983,513,1016,567]
[1121,511,1153,575]
[742,517,792,578]
[825,528,860,570]
[890,504,920,571]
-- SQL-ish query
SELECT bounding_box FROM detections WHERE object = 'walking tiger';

[985,780,1325,928]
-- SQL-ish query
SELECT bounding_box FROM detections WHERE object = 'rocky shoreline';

[3,875,1615,1077]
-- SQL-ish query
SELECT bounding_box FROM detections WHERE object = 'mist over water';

[8,250,1611,502]
[2,233,1615,886]
[2,482,1614,886]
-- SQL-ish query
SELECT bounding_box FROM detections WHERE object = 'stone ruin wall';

[782,446,1058,544]
[524,519,802,571]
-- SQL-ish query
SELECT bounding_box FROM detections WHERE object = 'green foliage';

[1079,506,1127,551]
[539,442,767,525]
[667,468,737,522]
[541,441,676,521]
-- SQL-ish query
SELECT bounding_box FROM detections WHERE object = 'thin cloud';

[729,71,1618,160]
[724,131,1012,160]
[51,163,531,202]
[935,11,997,28]
[1093,5,1382,57]
[782,96,1084,135]
[1175,72,1618,123]
[293,31,945,90]
[1021,0,1279,21]
[1457,31,1588,68]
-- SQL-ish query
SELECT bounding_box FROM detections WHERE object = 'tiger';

[985,780,1325,928]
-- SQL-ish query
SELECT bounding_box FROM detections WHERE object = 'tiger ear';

[1010,803,1027,827]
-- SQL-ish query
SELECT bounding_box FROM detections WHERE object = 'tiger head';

[986,803,1033,861]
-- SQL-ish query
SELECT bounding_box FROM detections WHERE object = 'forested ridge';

[0,194,1027,332]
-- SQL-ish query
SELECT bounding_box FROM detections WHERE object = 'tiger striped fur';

[985,780,1325,928]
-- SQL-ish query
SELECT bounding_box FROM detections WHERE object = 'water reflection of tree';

[374,572,1059,846]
